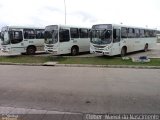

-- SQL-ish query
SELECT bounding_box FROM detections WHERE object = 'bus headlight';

[90,45,94,50]
[104,46,109,50]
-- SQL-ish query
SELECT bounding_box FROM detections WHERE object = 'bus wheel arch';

[121,46,127,57]
[27,45,36,55]
[71,46,79,56]
[144,43,148,52]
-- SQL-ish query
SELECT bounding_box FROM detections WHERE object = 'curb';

[0,62,160,69]
[55,64,160,69]
[0,62,44,66]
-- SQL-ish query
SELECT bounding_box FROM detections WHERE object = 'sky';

[0,0,160,29]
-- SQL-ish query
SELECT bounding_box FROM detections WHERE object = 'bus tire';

[144,44,148,52]
[27,46,36,55]
[71,46,79,56]
[121,47,127,57]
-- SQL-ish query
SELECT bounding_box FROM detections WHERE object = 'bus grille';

[46,45,53,47]
[95,51,102,53]
[93,45,106,48]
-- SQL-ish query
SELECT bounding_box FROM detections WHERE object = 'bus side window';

[10,31,23,44]
[24,31,28,39]
[153,30,156,37]
[70,28,79,39]
[113,29,120,43]
[144,30,149,37]
[128,28,135,38]
[79,28,88,38]
[23,29,35,39]
[140,29,145,38]
[121,27,128,38]
[35,29,44,39]
[135,29,140,38]
[59,29,70,42]
[149,30,154,37]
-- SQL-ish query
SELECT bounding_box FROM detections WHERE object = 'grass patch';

[0,55,53,63]
[0,55,160,66]
[57,56,160,66]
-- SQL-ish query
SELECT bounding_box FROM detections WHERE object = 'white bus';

[157,34,160,43]
[90,24,157,56]
[157,30,160,43]
[1,26,45,55]
[44,25,90,55]
[0,32,1,46]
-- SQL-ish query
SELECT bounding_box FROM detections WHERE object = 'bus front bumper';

[1,46,11,53]
[44,48,59,55]
[90,48,111,56]
[45,50,58,55]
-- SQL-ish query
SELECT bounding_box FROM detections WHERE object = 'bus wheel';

[144,44,148,52]
[71,46,79,56]
[27,46,36,55]
[121,47,126,57]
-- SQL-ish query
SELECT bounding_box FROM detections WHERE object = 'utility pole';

[64,0,66,25]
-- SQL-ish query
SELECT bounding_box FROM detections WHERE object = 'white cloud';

[0,0,160,29]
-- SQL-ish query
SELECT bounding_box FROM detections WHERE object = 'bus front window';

[44,30,58,44]
[91,30,112,45]
[1,31,10,45]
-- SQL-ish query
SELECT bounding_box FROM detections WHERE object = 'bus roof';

[92,24,157,30]
[46,24,91,29]
[1,26,44,30]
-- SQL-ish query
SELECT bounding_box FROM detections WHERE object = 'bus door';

[112,28,121,55]
[79,28,90,52]
[59,28,70,54]
[10,30,25,53]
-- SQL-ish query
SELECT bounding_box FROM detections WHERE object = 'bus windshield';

[1,31,10,45]
[44,30,58,44]
[91,29,112,45]
[44,26,58,44]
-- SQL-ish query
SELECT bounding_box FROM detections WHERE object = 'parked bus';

[156,30,160,43]
[157,34,160,43]
[0,32,1,50]
[44,25,90,55]
[1,26,45,54]
[90,24,157,56]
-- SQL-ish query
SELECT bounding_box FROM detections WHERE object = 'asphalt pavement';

[0,65,160,114]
